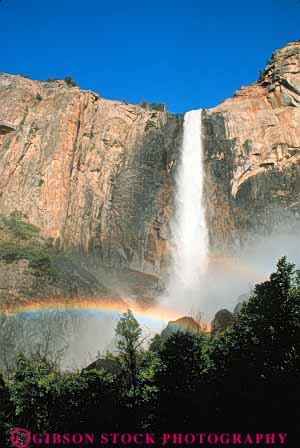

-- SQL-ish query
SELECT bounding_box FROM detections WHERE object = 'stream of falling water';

[168,109,208,306]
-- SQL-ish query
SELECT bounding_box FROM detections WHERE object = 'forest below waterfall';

[1,257,300,445]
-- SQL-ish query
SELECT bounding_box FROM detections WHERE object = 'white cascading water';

[168,109,209,305]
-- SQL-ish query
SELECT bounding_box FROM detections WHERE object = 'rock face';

[160,316,203,341]
[0,40,300,298]
[0,214,109,306]
[203,41,300,253]
[0,75,182,278]
[211,309,235,336]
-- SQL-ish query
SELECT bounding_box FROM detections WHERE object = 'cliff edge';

[204,41,300,252]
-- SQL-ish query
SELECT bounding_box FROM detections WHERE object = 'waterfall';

[169,109,208,302]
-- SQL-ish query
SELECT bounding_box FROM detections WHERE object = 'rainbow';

[0,255,270,335]
[0,296,210,333]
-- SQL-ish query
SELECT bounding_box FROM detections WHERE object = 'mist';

[0,310,119,374]
[163,225,300,322]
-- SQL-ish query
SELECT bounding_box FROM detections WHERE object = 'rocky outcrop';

[0,214,109,307]
[85,358,121,375]
[160,316,203,340]
[211,309,235,336]
[203,41,300,253]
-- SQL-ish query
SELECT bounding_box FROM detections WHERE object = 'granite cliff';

[0,41,300,303]
[0,76,182,302]
[204,41,300,254]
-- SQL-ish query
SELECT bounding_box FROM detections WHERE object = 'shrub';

[0,213,40,241]
[140,100,167,112]
[0,214,58,278]
[64,76,77,87]
[140,100,148,109]
[150,103,166,112]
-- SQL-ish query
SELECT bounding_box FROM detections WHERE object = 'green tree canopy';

[210,257,300,427]
[115,310,148,395]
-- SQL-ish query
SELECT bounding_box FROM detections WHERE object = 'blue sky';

[0,0,299,113]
